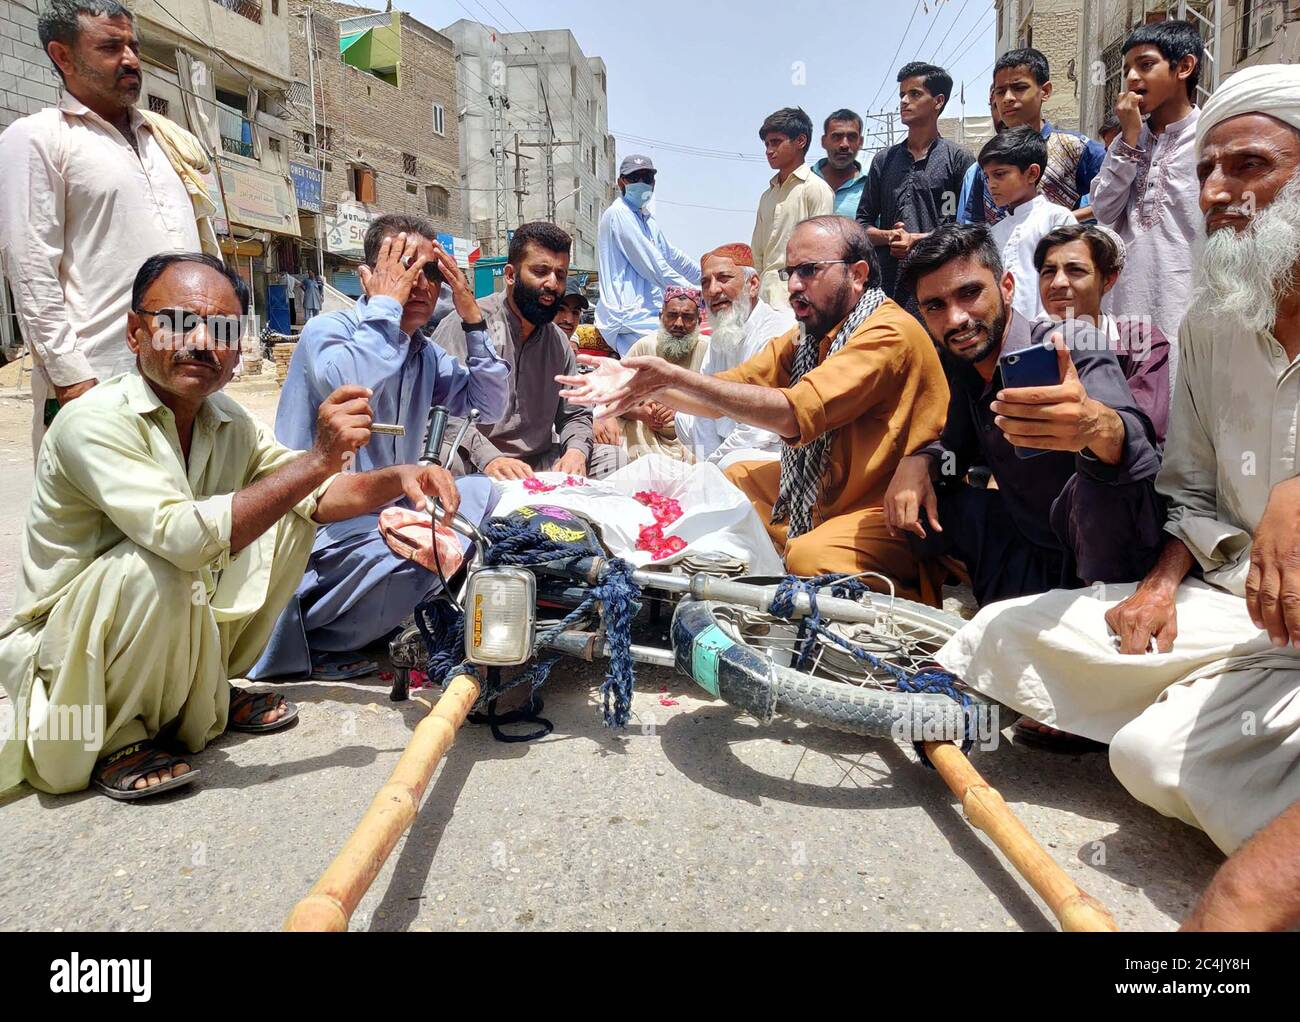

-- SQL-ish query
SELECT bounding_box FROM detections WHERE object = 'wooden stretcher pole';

[923,741,1120,933]
[285,672,482,932]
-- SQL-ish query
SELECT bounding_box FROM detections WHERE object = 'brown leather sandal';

[91,740,199,801]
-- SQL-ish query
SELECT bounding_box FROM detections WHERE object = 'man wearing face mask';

[436,222,622,480]
[595,155,701,356]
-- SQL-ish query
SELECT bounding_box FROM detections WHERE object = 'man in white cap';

[932,67,1300,925]
[595,155,701,356]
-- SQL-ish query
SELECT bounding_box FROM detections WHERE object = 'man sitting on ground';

[599,286,706,462]
[557,215,950,603]
[251,214,507,680]
[885,223,1165,609]
[435,222,621,480]
[675,243,795,467]
[0,253,462,799]
[1036,222,1171,443]
[934,67,1300,851]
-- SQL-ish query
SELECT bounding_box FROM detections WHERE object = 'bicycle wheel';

[670,582,990,742]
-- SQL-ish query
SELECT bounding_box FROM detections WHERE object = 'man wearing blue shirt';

[250,214,510,680]
[595,154,700,356]
[812,109,869,217]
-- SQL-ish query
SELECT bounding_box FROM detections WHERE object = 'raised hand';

[358,232,429,307]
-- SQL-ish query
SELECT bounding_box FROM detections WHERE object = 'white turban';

[1196,64,1300,155]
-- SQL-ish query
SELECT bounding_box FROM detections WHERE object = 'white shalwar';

[936,311,1300,854]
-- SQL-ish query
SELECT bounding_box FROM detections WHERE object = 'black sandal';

[228,687,299,734]
[1013,717,1106,754]
[91,740,199,802]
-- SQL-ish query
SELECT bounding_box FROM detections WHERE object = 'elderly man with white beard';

[675,243,795,466]
[932,67,1300,900]
[599,286,707,461]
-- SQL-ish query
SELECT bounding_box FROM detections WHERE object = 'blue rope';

[769,575,974,763]
[413,520,643,729]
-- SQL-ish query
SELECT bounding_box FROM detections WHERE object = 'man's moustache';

[173,349,219,366]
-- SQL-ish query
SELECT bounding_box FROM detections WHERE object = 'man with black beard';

[556,216,951,600]
[435,222,620,479]
[887,222,1164,610]
[931,70,1300,905]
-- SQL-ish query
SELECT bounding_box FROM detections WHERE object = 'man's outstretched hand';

[556,354,677,419]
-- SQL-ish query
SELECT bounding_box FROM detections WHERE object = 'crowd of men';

[0,1,1296,930]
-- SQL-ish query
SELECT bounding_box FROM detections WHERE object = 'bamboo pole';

[285,672,482,932]
[923,741,1119,932]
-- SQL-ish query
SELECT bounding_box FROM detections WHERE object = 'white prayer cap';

[1196,64,1300,155]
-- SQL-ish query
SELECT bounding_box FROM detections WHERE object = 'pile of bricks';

[240,337,264,376]
[273,342,296,386]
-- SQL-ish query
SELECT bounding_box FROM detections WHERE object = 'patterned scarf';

[771,286,888,538]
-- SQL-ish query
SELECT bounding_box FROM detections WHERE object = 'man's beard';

[655,326,702,364]
[797,278,856,341]
[512,279,562,326]
[706,290,754,362]
[1195,171,1300,334]
[941,298,1006,365]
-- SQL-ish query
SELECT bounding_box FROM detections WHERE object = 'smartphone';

[998,335,1063,459]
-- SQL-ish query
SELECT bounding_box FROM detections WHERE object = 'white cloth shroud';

[489,454,784,574]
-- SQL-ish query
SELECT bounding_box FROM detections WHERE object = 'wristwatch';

[461,319,487,332]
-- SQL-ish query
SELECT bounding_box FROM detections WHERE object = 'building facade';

[286,0,465,300]
[442,18,615,269]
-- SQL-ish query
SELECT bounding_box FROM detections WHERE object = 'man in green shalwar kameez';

[0,252,461,800]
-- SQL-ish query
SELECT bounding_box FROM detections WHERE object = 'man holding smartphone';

[250,214,509,681]
[884,223,1164,609]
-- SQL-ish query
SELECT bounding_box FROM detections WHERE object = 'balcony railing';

[217,102,255,159]
[212,0,262,24]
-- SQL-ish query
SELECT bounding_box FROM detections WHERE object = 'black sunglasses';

[401,255,445,287]
[135,307,244,347]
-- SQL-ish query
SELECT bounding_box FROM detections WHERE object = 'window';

[269,136,281,154]
[1241,0,1278,57]
[406,182,418,195]
[432,103,446,136]
[147,94,169,116]
[212,0,262,25]
[315,123,334,152]
[402,152,417,176]
[351,166,377,204]
[426,185,449,219]
[271,0,278,13]
[288,80,310,108]
[323,159,333,172]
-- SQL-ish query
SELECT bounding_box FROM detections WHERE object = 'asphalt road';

[0,379,1225,932]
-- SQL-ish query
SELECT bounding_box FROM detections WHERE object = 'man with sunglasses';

[558,216,950,603]
[0,252,464,800]
[250,214,508,681]
[595,154,700,356]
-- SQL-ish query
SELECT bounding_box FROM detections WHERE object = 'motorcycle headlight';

[463,568,536,666]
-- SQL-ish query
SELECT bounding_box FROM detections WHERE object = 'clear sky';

[404,0,998,260]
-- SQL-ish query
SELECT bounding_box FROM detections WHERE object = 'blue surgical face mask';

[625,183,654,210]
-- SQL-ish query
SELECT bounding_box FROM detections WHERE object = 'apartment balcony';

[218,102,256,159]
[212,0,262,24]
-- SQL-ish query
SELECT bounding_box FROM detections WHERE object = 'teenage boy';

[752,107,835,308]
[1090,20,1203,369]
[857,61,974,306]
[965,47,1106,225]
[981,126,1075,321]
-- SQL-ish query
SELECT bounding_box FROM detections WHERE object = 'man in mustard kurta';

[557,216,951,603]
[0,252,462,800]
